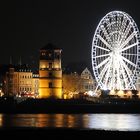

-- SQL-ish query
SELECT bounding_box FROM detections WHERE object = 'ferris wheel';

[91,11,140,90]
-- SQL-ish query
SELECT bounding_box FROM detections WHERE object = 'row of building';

[0,43,96,99]
[1,43,140,99]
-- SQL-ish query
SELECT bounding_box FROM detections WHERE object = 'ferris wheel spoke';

[116,60,122,89]
[95,53,110,58]
[94,45,110,52]
[120,59,134,88]
[119,61,129,89]
[120,32,136,49]
[121,55,137,68]
[104,60,112,86]
[106,25,112,36]
[96,57,110,69]
[97,35,112,50]
[122,53,137,56]
[121,42,138,52]
[121,60,132,75]
[120,59,133,79]
[120,23,132,43]
[98,60,111,83]
[119,18,127,34]
[101,25,112,43]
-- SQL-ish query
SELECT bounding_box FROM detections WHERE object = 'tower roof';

[40,43,61,50]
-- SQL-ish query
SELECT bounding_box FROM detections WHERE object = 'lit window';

[42,53,45,56]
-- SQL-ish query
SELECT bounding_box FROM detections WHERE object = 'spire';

[19,56,22,65]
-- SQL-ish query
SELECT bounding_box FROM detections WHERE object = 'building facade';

[39,43,62,98]
[5,64,39,97]
[62,67,96,99]
[80,68,95,92]
[32,73,39,97]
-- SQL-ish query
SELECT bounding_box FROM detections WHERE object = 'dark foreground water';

[0,113,140,131]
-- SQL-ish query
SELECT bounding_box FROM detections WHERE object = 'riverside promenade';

[0,97,140,113]
[0,98,140,139]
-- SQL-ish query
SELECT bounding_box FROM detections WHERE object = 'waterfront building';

[80,67,95,92]
[32,73,39,97]
[0,64,10,96]
[39,43,62,98]
[62,66,96,99]
[4,64,39,97]
[62,72,81,99]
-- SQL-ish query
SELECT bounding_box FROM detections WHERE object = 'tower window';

[49,82,52,88]
[49,72,52,77]
[49,63,52,69]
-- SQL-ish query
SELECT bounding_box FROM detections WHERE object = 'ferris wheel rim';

[91,10,140,90]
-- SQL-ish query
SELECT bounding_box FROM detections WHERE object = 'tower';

[39,43,62,98]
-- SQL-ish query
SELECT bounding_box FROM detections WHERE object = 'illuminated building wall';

[80,68,95,92]
[5,65,39,97]
[62,67,96,99]
[39,43,62,98]
[32,74,39,97]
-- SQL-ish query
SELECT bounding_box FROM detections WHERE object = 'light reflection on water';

[0,114,140,131]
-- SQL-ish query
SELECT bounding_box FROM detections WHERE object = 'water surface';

[0,114,140,131]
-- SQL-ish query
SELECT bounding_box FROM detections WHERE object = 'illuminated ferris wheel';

[91,11,140,90]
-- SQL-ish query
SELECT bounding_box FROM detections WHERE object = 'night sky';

[0,0,140,70]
